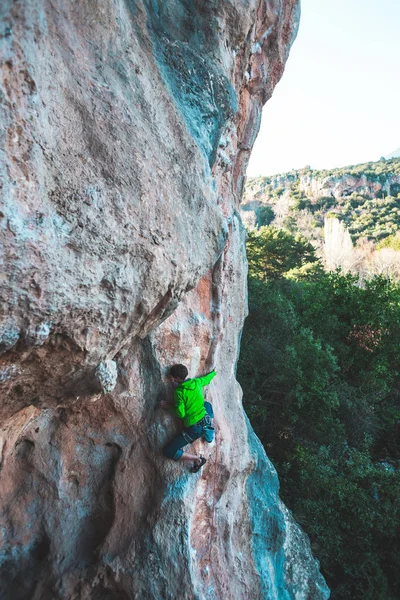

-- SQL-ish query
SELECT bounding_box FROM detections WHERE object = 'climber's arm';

[196,370,216,387]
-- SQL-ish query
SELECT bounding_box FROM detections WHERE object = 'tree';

[257,204,275,227]
[247,226,317,280]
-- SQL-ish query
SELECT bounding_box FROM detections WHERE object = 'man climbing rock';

[161,364,215,473]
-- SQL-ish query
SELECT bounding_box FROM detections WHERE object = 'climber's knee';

[163,438,184,461]
[163,445,183,461]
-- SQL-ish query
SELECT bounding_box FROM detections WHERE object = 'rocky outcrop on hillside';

[299,171,400,200]
[0,1,329,599]
[245,160,400,205]
[386,147,400,159]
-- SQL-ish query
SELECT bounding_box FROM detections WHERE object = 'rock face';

[299,172,400,200]
[0,1,329,599]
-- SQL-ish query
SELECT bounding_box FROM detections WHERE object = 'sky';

[247,0,400,177]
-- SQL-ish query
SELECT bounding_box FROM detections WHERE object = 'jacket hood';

[179,379,196,390]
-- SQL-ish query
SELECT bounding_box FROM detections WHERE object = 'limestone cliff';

[298,172,400,202]
[0,1,329,599]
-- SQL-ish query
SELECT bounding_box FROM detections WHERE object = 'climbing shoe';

[190,456,206,473]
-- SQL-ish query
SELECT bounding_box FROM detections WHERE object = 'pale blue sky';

[247,0,400,176]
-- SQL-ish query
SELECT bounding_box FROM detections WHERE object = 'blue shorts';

[163,402,214,461]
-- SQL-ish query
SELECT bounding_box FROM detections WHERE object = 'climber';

[160,363,215,473]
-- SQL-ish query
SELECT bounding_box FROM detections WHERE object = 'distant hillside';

[242,157,400,245]
[386,147,400,159]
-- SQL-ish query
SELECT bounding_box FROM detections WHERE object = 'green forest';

[237,226,400,599]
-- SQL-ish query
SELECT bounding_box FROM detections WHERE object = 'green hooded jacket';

[173,370,216,427]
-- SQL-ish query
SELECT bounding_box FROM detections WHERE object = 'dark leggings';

[163,402,214,461]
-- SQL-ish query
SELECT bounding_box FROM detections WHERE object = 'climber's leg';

[179,452,202,463]
[162,424,203,463]
[162,433,188,461]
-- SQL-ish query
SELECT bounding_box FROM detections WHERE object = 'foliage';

[238,239,400,600]
[377,233,400,251]
[345,196,400,241]
[247,226,317,280]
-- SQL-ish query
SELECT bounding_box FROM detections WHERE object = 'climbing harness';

[198,413,214,443]
[202,391,215,443]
